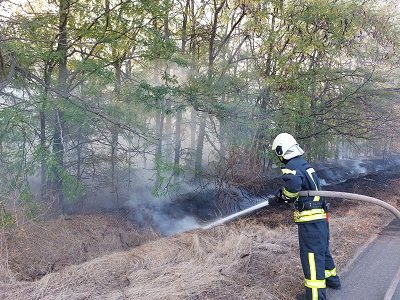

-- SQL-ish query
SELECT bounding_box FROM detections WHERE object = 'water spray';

[202,191,400,230]
[202,195,274,229]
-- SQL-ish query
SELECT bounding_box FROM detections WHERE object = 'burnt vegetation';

[0,0,400,299]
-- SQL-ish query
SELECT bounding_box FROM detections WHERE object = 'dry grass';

[0,221,301,300]
[0,173,398,300]
[0,214,159,282]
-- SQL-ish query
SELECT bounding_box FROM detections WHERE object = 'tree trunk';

[40,68,51,199]
[174,109,182,181]
[193,0,226,179]
[252,87,269,171]
[194,112,206,179]
[156,111,164,158]
[53,0,69,213]
[190,108,196,150]
[111,60,122,205]
[173,0,190,181]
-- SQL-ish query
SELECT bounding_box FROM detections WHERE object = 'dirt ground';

[0,168,399,300]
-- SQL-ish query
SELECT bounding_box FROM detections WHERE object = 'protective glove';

[268,189,285,207]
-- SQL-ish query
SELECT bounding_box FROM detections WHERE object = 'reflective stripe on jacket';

[281,156,326,223]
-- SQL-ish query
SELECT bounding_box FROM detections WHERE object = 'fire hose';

[299,190,400,220]
[203,191,400,229]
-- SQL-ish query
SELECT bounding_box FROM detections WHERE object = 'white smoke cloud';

[124,169,201,236]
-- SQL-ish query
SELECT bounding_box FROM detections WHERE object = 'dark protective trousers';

[298,220,341,300]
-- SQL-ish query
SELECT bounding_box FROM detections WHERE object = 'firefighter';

[270,133,341,300]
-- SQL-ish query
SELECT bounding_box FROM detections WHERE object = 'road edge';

[337,217,395,277]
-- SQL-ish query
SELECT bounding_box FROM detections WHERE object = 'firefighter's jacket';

[281,156,327,223]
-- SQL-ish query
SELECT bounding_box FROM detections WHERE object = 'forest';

[0,0,400,220]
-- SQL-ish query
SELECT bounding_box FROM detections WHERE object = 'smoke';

[122,156,399,233]
[315,157,393,186]
[152,213,200,235]
[28,156,399,235]
[124,169,201,236]
[348,160,367,175]
[319,179,328,187]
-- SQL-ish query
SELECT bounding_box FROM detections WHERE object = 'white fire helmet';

[271,133,304,160]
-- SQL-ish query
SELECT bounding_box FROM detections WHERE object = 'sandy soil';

[0,169,399,300]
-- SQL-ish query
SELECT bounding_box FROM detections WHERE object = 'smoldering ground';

[24,156,399,236]
[123,170,205,235]
[122,158,372,235]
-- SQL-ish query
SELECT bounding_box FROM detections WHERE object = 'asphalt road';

[327,219,400,300]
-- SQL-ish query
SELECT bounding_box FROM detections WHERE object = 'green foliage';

[152,155,183,197]
[0,205,16,229]
[143,33,178,60]
[19,188,40,221]
[0,0,399,202]
[61,171,85,202]
[0,189,39,230]
[40,151,85,202]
